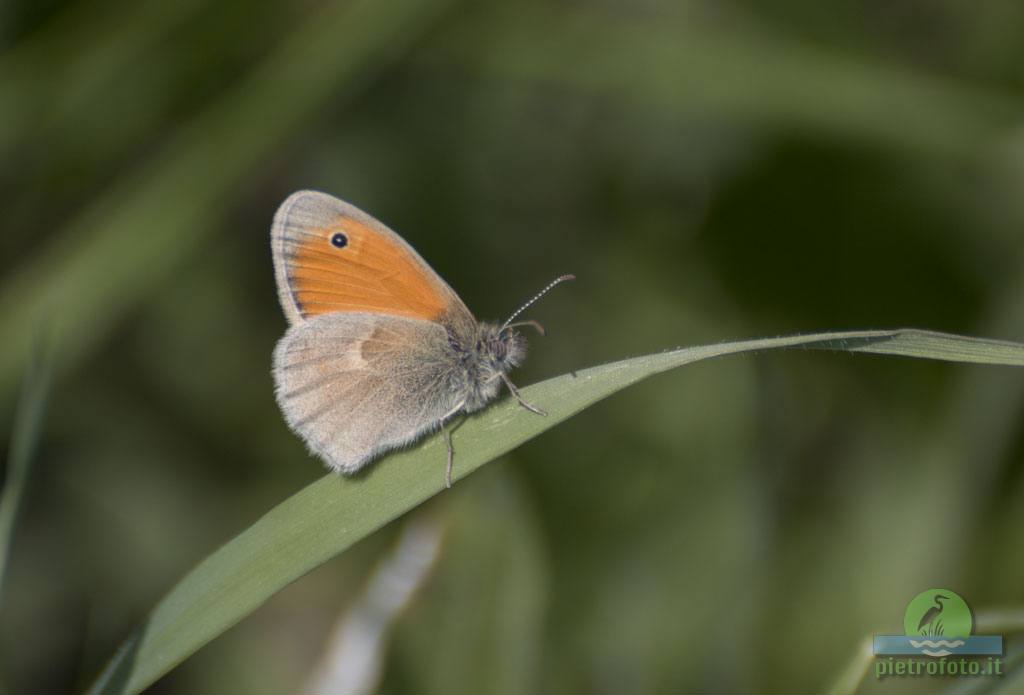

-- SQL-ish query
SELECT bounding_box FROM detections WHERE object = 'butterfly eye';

[330,232,348,249]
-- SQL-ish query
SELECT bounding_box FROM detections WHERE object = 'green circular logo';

[904,588,972,638]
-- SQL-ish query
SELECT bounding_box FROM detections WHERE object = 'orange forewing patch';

[287,217,449,321]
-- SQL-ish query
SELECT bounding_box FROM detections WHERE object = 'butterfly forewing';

[271,191,472,328]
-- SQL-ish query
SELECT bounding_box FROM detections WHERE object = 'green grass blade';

[0,346,52,602]
[89,328,1024,694]
[820,635,873,695]
[821,606,1024,695]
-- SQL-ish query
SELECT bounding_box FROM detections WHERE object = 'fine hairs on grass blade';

[89,328,1024,694]
[0,344,52,602]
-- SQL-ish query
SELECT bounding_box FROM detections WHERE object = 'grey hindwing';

[272,312,465,473]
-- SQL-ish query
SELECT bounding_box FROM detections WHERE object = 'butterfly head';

[455,322,526,412]
[479,323,528,373]
[463,274,575,408]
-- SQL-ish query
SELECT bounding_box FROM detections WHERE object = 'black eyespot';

[330,232,348,248]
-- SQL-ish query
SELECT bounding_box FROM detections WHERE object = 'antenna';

[501,274,575,331]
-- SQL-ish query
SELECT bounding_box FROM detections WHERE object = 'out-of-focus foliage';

[1,0,1024,693]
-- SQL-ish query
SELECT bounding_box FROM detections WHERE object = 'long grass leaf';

[89,328,1024,694]
[0,345,51,601]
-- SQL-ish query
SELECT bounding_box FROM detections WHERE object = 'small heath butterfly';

[271,191,572,487]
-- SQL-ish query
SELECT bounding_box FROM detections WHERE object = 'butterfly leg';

[440,401,466,489]
[500,372,546,416]
[443,428,457,489]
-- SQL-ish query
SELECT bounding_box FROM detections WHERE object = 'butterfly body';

[448,320,528,411]
[270,191,543,481]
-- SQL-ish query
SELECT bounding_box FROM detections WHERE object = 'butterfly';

[271,191,572,487]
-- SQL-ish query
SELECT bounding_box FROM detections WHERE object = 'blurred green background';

[2,0,1024,693]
